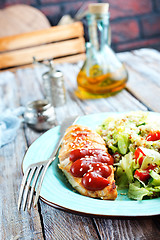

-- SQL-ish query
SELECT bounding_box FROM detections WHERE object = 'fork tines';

[18,158,53,211]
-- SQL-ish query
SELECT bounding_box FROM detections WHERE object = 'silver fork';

[18,115,79,211]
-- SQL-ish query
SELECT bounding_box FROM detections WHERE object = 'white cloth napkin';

[0,107,25,148]
[0,71,25,148]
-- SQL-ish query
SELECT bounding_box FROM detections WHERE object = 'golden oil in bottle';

[76,62,128,99]
[75,3,128,99]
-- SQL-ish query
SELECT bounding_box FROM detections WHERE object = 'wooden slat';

[54,53,86,64]
[40,204,99,240]
[0,37,85,69]
[0,22,84,51]
[0,71,44,239]
[0,54,86,72]
[118,51,160,87]
[132,49,160,85]
[118,51,160,112]
[126,65,160,112]
[133,48,160,63]
[94,217,160,240]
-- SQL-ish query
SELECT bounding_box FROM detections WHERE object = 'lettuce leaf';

[116,166,129,189]
[128,181,160,200]
[140,147,160,169]
[128,183,151,200]
[118,152,134,183]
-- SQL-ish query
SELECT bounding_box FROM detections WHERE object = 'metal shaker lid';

[51,70,63,78]
[44,61,63,79]
[42,60,66,107]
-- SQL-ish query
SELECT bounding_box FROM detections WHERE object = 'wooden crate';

[0,21,86,69]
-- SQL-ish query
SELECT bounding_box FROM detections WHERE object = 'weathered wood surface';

[0,48,160,240]
[0,71,43,239]
[118,49,160,112]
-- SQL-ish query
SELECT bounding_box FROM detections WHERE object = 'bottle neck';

[87,13,110,51]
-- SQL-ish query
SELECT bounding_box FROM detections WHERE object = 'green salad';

[97,111,160,200]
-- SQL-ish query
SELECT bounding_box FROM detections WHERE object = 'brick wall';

[1,0,160,52]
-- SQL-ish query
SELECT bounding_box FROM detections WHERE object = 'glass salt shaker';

[42,61,66,107]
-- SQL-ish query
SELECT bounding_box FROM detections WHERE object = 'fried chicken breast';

[58,125,117,200]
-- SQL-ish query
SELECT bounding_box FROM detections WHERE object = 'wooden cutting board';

[0,4,51,37]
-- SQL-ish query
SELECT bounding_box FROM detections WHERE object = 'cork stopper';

[89,3,109,14]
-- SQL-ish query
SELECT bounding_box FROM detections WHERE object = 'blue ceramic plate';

[23,112,160,217]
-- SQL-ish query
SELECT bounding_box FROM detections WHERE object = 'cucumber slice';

[149,170,160,186]
[118,133,129,155]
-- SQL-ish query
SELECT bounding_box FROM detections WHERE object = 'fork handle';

[33,138,62,207]
[49,116,79,158]
[49,134,64,159]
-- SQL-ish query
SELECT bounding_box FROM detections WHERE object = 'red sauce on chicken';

[69,149,114,191]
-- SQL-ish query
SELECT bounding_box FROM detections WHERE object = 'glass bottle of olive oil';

[75,3,128,99]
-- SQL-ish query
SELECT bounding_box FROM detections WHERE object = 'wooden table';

[1,48,160,240]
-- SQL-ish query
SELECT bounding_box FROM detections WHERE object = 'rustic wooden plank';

[40,203,99,240]
[118,51,160,87]
[1,132,44,240]
[126,65,160,112]
[0,54,85,72]
[94,217,160,240]
[54,53,86,64]
[0,71,44,239]
[132,49,160,85]
[16,67,44,106]
[15,67,45,146]
[117,52,160,112]
[0,37,85,69]
[0,22,84,51]
[133,48,160,63]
